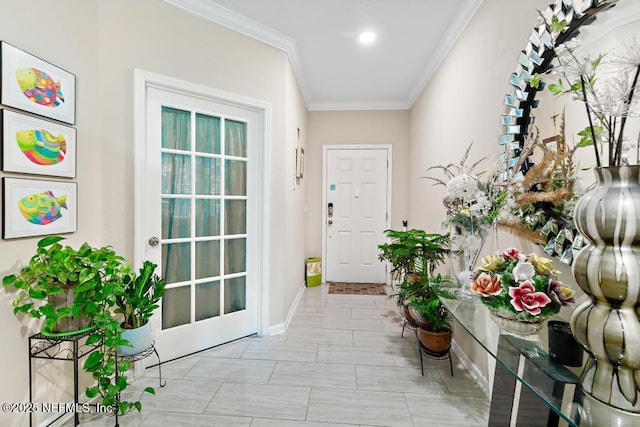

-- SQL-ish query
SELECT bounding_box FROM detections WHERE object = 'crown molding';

[405,0,483,107]
[308,100,411,112]
[164,0,311,106]
[165,0,482,111]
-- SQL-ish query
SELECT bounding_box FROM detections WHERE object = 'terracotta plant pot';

[408,305,429,327]
[402,304,419,327]
[406,273,421,284]
[418,326,451,353]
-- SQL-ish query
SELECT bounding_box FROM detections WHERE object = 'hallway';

[73,284,489,426]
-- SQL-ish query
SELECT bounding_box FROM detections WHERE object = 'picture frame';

[296,146,305,179]
[2,109,76,177]
[1,41,76,124]
[3,177,77,239]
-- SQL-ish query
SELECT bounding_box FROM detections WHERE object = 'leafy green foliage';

[378,229,450,281]
[576,125,603,147]
[2,236,128,333]
[407,274,454,332]
[379,229,455,331]
[115,261,166,329]
[549,15,568,34]
[2,236,161,416]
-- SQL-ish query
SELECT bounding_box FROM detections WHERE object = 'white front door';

[324,147,390,283]
[137,79,264,362]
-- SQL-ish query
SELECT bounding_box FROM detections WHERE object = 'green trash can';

[306,257,322,287]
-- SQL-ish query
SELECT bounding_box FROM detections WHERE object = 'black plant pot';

[548,320,583,367]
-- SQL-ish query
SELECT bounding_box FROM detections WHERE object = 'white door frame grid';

[321,144,392,283]
[133,68,272,341]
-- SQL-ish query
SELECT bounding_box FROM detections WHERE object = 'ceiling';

[164,0,483,110]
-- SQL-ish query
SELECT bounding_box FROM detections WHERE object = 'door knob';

[148,237,160,247]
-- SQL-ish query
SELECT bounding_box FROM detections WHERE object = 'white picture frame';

[1,41,76,124]
[3,177,77,239]
[2,109,76,177]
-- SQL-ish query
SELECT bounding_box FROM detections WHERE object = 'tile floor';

[69,284,490,426]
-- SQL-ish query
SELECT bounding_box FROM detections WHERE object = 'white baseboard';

[268,280,307,336]
[268,322,285,335]
[451,339,491,399]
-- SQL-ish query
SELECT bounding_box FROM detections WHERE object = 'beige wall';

[283,65,309,322]
[0,1,307,425]
[305,110,410,257]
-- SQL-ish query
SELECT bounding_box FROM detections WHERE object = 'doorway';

[322,146,391,283]
[134,70,268,362]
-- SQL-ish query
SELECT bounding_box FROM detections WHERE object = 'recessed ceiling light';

[359,31,376,44]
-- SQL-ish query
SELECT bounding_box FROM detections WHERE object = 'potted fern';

[409,274,455,353]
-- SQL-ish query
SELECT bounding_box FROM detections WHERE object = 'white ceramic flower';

[512,260,535,282]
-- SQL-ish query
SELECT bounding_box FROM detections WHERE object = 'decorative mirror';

[498,0,639,264]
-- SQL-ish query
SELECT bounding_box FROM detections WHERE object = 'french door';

[139,81,263,361]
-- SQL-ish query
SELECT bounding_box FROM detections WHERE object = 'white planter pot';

[118,321,153,356]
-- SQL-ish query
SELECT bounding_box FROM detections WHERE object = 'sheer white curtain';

[160,107,247,329]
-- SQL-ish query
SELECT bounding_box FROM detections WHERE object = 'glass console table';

[440,297,640,427]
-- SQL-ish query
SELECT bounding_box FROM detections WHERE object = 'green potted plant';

[115,260,165,356]
[383,230,454,352]
[83,261,164,414]
[2,236,157,416]
[2,236,128,335]
[379,229,451,326]
[409,274,455,353]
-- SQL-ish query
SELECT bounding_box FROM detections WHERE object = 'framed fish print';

[3,177,77,239]
[1,41,76,125]
[2,109,76,177]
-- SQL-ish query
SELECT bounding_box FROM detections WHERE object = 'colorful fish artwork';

[18,191,68,225]
[16,129,67,165]
[15,68,65,107]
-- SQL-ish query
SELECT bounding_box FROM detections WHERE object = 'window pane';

[162,242,191,284]
[225,159,246,196]
[162,198,191,239]
[162,107,190,150]
[225,200,246,235]
[195,280,220,321]
[195,157,221,195]
[162,153,191,195]
[196,240,220,279]
[225,119,247,157]
[224,238,246,275]
[196,199,220,237]
[224,276,246,314]
[162,285,191,329]
[196,113,220,154]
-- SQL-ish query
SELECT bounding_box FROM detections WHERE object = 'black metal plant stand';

[399,310,454,377]
[28,331,165,427]
[28,329,101,427]
[113,343,165,427]
[417,338,454,377]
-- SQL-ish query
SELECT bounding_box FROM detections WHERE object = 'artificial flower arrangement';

[533,19,640,168]
[424,143,514,234]
[424,144,517,289]
[470,247,575,320]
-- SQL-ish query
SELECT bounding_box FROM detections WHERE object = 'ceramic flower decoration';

[471,247,575,320]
